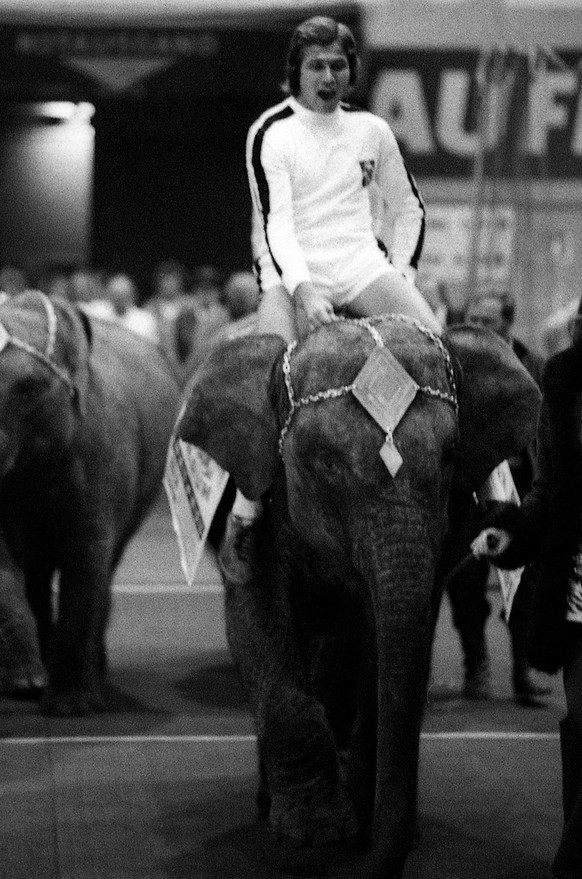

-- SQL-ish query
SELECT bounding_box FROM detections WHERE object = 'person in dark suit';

[472,295,582,878]
[446,291,550,704]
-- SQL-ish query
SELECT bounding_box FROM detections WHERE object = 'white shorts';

[307,242,395,309]
[256,241,397,308]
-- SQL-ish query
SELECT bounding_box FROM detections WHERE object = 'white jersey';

[246,95,425,296]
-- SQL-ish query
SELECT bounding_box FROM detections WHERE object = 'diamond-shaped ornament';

[352,346,418,476]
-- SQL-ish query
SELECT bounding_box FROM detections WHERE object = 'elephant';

[0,290,181,715]
[176,314,542,878]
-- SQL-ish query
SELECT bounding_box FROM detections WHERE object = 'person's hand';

[470,527,513,559]
[294,282,335,339]
[398,264,417,285]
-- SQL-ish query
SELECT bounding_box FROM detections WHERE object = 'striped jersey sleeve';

[246,102,311,295]
[374,120,425,274]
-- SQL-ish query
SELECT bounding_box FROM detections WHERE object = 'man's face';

[465,296,511,342]
[296,41,351,114]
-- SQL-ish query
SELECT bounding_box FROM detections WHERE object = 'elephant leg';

[260,685,358,847]
[224,577,358,847]
[314,600,378,845]
[44,547,112,717]
[25,565,55,665]
[0,560,46,696]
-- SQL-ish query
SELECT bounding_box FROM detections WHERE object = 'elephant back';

[86,315,181,498]
[89,315,179,400]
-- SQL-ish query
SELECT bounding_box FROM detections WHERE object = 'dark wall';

[0,7,361,291]
[92,96,264,295]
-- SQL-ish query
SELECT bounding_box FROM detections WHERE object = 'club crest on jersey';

[359,160,375,187]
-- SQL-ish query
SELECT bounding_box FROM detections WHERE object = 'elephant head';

[177,316,541,877]
[0,291,90,479]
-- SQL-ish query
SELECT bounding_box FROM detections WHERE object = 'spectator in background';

[65,266,106,308]
[541,297,580,359]
[189,270,261,364]
[188,263,230,330]
[175,265,230,382]
[190,264,225,309]
[34,263,74,300]
[223,270,260,321]
[445,290,550,704]
[471,294,582,878]
[0,262,29,297]
[145,260,192,367]
[102,272,158,340]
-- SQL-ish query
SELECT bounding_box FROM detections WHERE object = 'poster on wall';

[366,48,582,179]
[0,9,360,101]
[417,203,515,296]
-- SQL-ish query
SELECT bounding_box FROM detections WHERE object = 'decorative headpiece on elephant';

[0,290,181,716]
[176,315,541,878]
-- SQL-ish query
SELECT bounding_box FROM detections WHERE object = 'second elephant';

[0,291,181,715]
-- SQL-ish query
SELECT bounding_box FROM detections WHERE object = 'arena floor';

[0,493,565,878]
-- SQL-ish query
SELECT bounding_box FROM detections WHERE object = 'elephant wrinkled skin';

[177,316,541,878]
[0,292,181,715]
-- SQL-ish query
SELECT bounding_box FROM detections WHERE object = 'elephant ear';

[2,293,92,416]
[448,324,542,492]
[176,333,286,500]
[52,298,92,415]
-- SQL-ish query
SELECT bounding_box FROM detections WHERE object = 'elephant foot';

[256,779,271,822]
[42,687,107,717]
[270,783,358,848]
[0,665,47,699]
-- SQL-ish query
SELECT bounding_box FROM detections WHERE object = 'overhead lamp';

[27,102,95,123]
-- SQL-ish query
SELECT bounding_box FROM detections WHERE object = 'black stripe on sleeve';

[404,165,425,270]
[250,104,294,279]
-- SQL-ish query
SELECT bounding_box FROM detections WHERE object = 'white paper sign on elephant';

[477,460,523,621]
[0,324,10,353]
[164,438,229,589]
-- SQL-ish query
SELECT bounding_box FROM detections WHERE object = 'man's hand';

[294,282,335,339]
[471,527,513,559]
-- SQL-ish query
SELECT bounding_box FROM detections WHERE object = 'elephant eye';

[15,378,37,403]
[13,376,44,409]
[314,447,343,476]
[442,435,460,467]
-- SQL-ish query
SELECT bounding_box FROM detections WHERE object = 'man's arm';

[376,123,425,278]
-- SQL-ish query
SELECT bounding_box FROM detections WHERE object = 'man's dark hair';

[283,16,359,96]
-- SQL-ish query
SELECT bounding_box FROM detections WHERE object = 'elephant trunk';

[351,509,437,878]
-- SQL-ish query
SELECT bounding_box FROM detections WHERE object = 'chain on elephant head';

[0,292,76,397]
[278,314,459,458]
